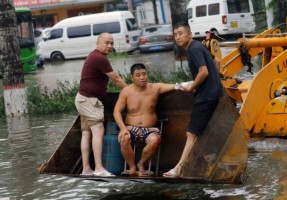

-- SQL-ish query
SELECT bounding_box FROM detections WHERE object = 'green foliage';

[27,81,79,115]
[0,69,191,117]
[266,0,287,26]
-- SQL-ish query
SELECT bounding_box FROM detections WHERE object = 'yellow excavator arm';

[203,27,287,137]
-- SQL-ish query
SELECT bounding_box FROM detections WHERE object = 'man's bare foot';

[137,164,145,173]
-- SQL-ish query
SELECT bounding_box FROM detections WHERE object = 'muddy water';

[1,112,287,199]
[1,50,287,199]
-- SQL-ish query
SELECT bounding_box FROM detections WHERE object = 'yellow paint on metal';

[240,50,287,134]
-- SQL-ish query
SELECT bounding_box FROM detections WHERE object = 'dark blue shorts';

[187,99,219,135]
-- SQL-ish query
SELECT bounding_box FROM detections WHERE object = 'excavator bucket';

[39,91,247,184]
[181,92,247,183]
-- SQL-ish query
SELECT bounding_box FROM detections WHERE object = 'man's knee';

[120,134,132,148]
[186,131,197,140]
[147,134,160,148]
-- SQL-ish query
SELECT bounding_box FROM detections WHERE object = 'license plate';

[150,45,164,50]
[230,21,238,28]
[133,36,138,41]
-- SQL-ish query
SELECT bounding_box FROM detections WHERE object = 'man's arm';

[182,65,209,93]
[113,89,130,142]
[157,83,177,94]
[106,71,127,89]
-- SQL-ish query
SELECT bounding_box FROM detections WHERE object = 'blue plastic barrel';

[102,122,124,175]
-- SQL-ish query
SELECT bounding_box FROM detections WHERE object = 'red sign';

[13,0,61,7]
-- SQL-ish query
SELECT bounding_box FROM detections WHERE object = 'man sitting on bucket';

[113,63,190,177]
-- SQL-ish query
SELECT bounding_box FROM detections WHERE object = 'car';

[34,27,51,47]
[138,24,174,53]
[34,28,51,68]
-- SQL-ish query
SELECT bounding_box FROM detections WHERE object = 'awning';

[13,0,114,10]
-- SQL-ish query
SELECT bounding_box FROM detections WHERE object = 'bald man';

[75,32,127,177]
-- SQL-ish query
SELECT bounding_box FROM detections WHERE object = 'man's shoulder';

[120,84,134,93]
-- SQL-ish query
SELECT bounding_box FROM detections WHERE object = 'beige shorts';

[75,93,104,131]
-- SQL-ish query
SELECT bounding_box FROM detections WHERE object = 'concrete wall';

[135,0,172,27]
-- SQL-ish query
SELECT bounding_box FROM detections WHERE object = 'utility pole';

[0,0,30,133]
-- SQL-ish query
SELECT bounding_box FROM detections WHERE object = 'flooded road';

[1,50,287,199]
[27,50,180,91]
[1,112,287,199]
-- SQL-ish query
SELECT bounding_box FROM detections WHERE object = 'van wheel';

[51,52,65,62]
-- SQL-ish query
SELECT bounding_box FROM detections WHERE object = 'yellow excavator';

[204,24,287,138]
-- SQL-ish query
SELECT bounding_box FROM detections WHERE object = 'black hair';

[174,22,190,32]
[130,63,147,75]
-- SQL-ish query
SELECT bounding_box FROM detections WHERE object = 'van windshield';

[227,0,250,13]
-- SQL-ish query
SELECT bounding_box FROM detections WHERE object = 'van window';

[227,0,250,13]
[93,22,120,36]
[187,8,193,19]
[67,25,91,38]
[196,5,207,17]
[126,18,139,31]
[49,28,63,40]
[209,3,220,15]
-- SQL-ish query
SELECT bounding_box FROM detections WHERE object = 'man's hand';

[118,129,130,143]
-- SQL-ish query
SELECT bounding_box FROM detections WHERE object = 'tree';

[0,1,28,117]
[267,0,287,25]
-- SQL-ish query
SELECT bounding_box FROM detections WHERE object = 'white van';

[186,0,255,38]
[37,11,140,61]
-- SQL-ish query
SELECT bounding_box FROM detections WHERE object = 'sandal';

[80,171,95,176]
[138,170,154,177]
[93,170,115,177]
[120,170,138,177]
[162,168,178,178]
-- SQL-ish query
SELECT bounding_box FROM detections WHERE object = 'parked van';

[186,0,255,38]
[37,11,140,61]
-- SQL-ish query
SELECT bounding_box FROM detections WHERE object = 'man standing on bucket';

[163,23,223,178]
[75,32,126,177]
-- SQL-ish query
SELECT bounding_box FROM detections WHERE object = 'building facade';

[13,0,172,28]
[13,0,114,28]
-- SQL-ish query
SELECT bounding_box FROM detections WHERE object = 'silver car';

[139,24,174,53]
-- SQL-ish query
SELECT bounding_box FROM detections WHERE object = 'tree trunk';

[0,1,28,117]
[152,0,159,24]
[169,0,189,27]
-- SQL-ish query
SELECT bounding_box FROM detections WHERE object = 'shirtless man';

[113,63,177,176]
